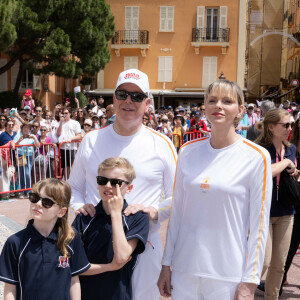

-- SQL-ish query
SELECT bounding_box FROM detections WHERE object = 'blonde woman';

[158,80,272,300]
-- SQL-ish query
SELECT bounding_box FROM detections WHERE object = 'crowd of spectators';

[1,88,300,201]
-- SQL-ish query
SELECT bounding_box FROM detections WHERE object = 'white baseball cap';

[115,69,150,97]
[84,119,93,126]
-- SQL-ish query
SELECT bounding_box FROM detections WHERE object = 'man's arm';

[56,117,63,137]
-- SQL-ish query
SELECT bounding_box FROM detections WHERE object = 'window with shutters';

[160,6,174,32]
[202,57,217,88]
[125,6,139,43]
[56,77,62,95]
[65,79,71,93]
[158,56,173,82]
[0,59,8,92]
[124,57,138,71]
[21,70,33,89]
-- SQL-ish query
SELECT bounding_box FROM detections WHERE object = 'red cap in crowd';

[24,89,32,97]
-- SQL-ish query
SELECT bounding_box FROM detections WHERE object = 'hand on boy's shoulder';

[124,204,158,220]
[76,203,96,217]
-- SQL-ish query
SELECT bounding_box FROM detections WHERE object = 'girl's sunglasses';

[29,193,58,208]
[96,176,129,187]
[115,90,147,103]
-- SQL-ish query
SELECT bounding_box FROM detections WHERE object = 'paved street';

[0,198,299,299]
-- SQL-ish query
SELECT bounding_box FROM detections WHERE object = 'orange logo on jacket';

[200,177,210,192]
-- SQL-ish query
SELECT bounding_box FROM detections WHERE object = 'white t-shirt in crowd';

[162,137,272,285]
[57,119,81,150]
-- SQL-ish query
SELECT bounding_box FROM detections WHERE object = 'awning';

[84,89,205,98]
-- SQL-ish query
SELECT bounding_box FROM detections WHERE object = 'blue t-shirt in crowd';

[0,131,17,146]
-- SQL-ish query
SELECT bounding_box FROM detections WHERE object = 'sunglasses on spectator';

[29,193,58,209]
[0,118,6,121]
[32,125,39,128]
[84,124,92,127]
[25,119,31,121]
[36,110,42,112]
[278,122,292,129]
[79,110,83,113]
[40,129,47,132]
[96,176,129,187]
[143,117,149,121]
[115,90,147,103]
[101,117,107,119]
[200,109,205,111]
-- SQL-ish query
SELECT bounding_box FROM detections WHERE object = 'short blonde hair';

[205,80,244,126]
[98,157,136,183]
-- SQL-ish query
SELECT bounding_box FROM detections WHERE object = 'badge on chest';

[58,256,70,268]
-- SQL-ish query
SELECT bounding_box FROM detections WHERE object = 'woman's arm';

[4,283,17,300]
[30,135,40,148]
[31,99,35,109]
[69,275,80,300]
[271,158,296,177]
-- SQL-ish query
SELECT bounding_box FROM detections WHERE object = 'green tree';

[0,0,115,92]
[0,0,17,51]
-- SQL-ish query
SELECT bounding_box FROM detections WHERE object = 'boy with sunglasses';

[72,157,149,300]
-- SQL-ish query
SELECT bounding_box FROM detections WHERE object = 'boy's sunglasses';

[29,192,58,208]
[96,176,129,187]
[278,122,292,129]
[115,90,147,103]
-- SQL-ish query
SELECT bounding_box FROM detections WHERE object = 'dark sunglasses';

[0,119,6,121]
[84,124,92,127]
[115,90,147,103]
[32,125,39,128]
[278,122,292,129]
[40,129,47,132]
[29,193,58,208]
[35,110,42,113]
[96,176,129,187]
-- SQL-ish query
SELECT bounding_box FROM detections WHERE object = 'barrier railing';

[58,140,81,181]
[0,143,57,196]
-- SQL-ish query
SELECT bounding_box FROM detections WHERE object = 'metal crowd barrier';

[58,140,81,181]
[0,143,57,195]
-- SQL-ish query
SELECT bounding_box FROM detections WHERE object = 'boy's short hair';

[98,157,136,183]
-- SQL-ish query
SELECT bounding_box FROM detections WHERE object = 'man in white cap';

[68,69,177,299]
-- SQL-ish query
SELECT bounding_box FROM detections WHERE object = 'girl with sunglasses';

[255,109,297,298]
[158,80,272,300]
[0,178,90,299]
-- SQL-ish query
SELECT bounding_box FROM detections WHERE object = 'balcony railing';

[192,28,230,43]
[112,30,149,45]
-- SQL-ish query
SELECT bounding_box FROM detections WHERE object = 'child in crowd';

[73,157,149,300]
[0,178,90,300]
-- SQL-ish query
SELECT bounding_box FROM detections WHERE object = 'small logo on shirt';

[58,256,69,268]
[200,177,210,192]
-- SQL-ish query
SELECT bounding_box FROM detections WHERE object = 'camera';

[195,124,200,131]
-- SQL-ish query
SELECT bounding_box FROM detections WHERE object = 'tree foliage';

[0,0,17,51]
[0,0,115,92]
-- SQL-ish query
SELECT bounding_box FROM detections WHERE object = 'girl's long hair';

[255,108,291,147]
[31,179,75,258]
